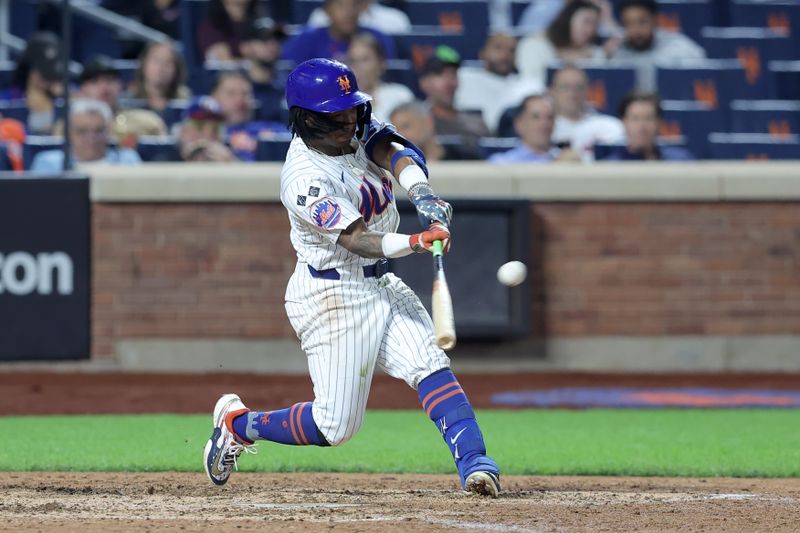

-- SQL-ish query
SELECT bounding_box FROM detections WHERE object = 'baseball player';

[203,58,501,497]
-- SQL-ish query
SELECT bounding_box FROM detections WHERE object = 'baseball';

[497,261,527,287]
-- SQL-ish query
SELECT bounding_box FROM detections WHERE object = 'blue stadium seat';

[707,132,800,159]
[396,30,483,64]
[656,0,713,43]
[594,138,689,160]
[660,100,726,159]
[0,61,14,90]
[510,1,529,27]
[384,59,418,93]
[110,59,139,86]
[702,27,795,98]
[256,135,293,161]
[729,100,800,135]
[657,60,760,111]
[0,100,29,124]
[769,60,800,100]
[730,1,800,55]
[23,136,63,170]
[548,65,636,116]
[9,0,37,40]
[160,100,192,128]
[478,137,519,159]
[291,0,324,25]
[136,136,178,162]
[404,1,490,37]
[180,0,209,71]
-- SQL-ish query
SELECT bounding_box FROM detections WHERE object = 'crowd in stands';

[0,0,797,173]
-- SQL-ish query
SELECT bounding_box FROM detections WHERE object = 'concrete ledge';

[88,162,800,203]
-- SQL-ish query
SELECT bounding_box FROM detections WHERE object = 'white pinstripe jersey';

[280,135,400,271]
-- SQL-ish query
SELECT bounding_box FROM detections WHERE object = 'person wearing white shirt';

[549,65,624,160]
[30,99,142,174]
[346,33,414,121]
[455,32,544,134]
[307,0,411,34]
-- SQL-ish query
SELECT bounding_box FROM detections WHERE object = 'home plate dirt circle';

[2,473,799,531]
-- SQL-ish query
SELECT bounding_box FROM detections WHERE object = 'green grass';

[2,409,799,477]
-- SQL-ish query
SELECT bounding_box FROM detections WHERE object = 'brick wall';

[92,202,800,358]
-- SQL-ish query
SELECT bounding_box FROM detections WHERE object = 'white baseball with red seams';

[497,261,527,287]
[279,135,450,446]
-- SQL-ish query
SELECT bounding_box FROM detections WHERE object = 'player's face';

[622,7,656,50]
[312,107,358,151]
[515,97,554,152]
[623,101,659,152]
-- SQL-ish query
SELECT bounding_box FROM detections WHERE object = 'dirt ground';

[3,372,799,531]
[1,472,799,532]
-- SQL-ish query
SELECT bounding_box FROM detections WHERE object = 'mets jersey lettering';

[358,176,394,223]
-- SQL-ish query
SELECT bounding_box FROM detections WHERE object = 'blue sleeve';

[30,151,63,174]
[281,32,313,63]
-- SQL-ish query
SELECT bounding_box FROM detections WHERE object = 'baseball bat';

[431,240,456,350]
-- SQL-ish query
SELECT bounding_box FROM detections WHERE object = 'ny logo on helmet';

[337,75,352,94]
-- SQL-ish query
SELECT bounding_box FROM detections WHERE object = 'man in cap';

[174,96,238,162]
[238,18,287,123]
[78,55,123,112]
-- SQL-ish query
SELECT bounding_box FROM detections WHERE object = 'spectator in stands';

[455,32,544,135]
[127,41,192,113]
[516,1,606,86]
[79,55,123,112]
[488,94,571,164]
[549,65,624,160]
[389,100,463,161]
[102,0,181,57]
[517,0,619,38]
[7,32,65,135]
[174,96,238,162]
[0,119,26,172]
[198,0,264,61]
[602,92,693,161]
[211,71,285,161]
[112,109,169,151]
[417,46,490,160]
[607,0,705,91]
[281,0,396,64]
[30,99,142,173]
[238,19,287,123]
[307,0,411,35]
[346,33,414,121]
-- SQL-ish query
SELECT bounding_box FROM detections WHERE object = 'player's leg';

[376,275,501,497]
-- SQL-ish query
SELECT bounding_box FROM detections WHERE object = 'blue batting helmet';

[286,58,372,113]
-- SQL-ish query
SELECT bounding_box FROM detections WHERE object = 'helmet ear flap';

[356,101,372,142]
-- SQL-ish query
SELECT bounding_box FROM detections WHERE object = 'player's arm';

[337,219,450,258]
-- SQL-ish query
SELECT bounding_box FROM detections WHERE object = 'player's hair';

[618,0,658,17]
[546,0,600,50]
[288,104,370,143]
[617,91,663,120]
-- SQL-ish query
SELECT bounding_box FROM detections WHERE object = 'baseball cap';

[21,32,64,81]
[417,45,461,78]
[241,18,287,43]
[80,55,120,84]
[182,96,225,122]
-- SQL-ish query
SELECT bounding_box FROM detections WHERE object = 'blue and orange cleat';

[203,393,257,486]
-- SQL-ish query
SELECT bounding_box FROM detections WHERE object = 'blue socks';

[232,402,329,446]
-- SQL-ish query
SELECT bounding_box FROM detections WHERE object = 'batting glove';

[410,223,451,254]
[408,183,453,229]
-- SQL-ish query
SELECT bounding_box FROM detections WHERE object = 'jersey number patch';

[359,176,394,223]
[310,197,342,229]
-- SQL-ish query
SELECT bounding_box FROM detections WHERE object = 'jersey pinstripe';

[281,133,449,446]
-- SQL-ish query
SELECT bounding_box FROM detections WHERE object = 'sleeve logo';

[310,198,342,229]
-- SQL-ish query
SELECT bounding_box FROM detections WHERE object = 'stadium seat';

[769,60,800,100]
[404,0,490,37]
[478,137,519,159]
[656,0,713,43]
[9,0,37,40]
[383,59,418,96]
[160,100,192,128]
[136,136,178,162]
[701,27,795,99]
[729,100,800,136]
[707,132,800,160]
[660,100,726,159]
[510,1,529,27]
[111,59,139,86]
[0,144,11,171]
[23,136,63,170]
[0,100,29,124]
[657,60,760,111]
[396,30,483,65]
[0,61,14,90]
[256,135,293,161]
[730,0,800,55]
[180,0,209,72]
[593,138,689,160]
[547,65,637,116]
[290,0,324,25]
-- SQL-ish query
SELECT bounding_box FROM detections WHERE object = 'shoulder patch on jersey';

[297,195,307,206]
[309,197,342,229]
[308,186,320,197]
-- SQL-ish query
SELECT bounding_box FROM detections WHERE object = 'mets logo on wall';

[310,197,342,229]
[337,75,352,95]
